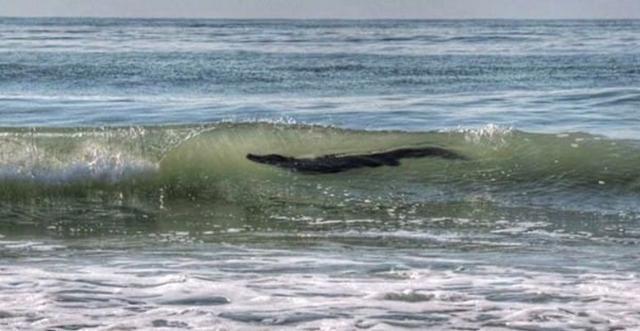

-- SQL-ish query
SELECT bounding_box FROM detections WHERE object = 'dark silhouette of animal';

[247,147,466,174]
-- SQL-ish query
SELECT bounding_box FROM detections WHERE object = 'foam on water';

[0,142,157,185]
[1,242,638,330]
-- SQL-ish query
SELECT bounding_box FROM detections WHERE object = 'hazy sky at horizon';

[0,0,639,19]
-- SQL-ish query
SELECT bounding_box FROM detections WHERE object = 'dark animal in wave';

[246,147,466,174]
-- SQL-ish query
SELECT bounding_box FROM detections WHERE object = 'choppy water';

[0,18,639,330]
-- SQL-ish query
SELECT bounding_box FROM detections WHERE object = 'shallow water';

[0,18,639,330]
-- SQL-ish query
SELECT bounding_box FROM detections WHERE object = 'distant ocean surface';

[1,18,639,330]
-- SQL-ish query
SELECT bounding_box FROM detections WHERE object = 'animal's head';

[246,153,289,166]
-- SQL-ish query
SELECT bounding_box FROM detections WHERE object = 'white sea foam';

[0,243,638,330]
[452,123,514,145]
[0,142,158,185]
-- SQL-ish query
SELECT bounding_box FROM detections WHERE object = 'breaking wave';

[0,123,638,212]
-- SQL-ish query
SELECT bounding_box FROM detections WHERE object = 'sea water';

[0,18,639,330]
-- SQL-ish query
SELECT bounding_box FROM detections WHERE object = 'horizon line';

[1,16,639,21]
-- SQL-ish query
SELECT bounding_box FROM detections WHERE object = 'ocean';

[0,18,639,330]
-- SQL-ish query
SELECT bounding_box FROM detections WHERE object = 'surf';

[0,123,638,202]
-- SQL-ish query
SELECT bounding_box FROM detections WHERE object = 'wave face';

[1,124,638,210]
